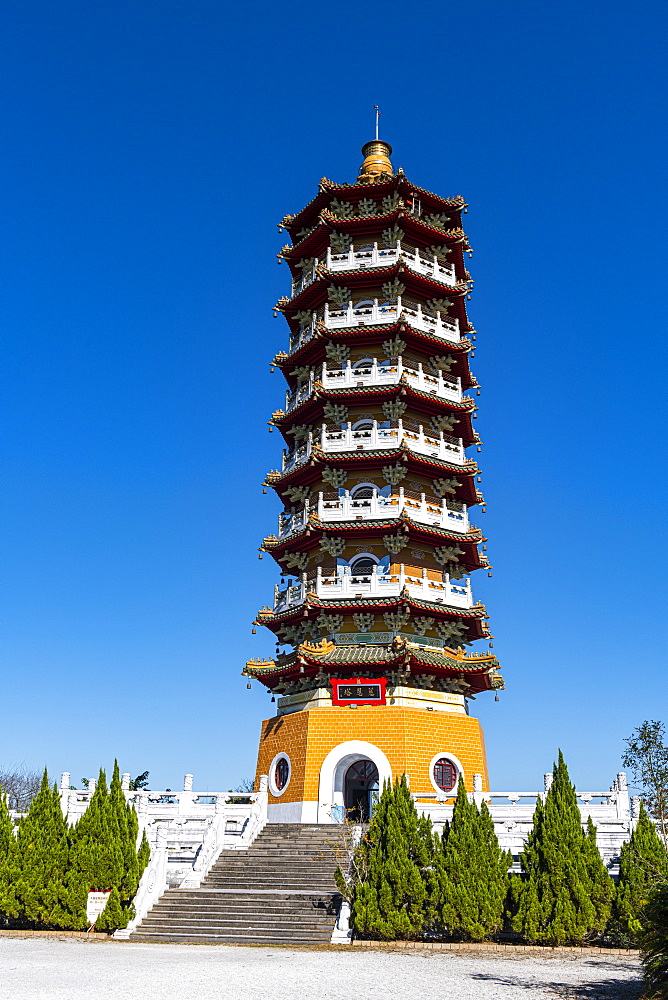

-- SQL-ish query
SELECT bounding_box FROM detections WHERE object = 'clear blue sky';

[2,0,666,793]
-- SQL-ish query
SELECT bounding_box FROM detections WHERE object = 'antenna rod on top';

[374,105,380,140]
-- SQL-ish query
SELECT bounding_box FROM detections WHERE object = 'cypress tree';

[436,778,511,940]
[0,769,72,928]
[638,881,668,999]
[68,762,150,931]
[512,751,614,945]
[352,775,431,939]
[611,803,668,945]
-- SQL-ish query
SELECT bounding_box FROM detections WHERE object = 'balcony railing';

[277,491,469,540]
[280,420,465,473]
[317,489,469,532]
[278,486,470,539]
[321,358,462,403]
[277,505,310,539]
[326,242,457,286]
[323,297,459,342]
[285,360,461,413]
[285,379,314,412]
[287,298,461,355]
[282,437,312,474]
[320,420,465,464]
[273,565,473,613]
[289,244,458,299]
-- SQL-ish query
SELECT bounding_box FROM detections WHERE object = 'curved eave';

[266,448,480,507]
[284,317,473,355]
[263,517,485,567]
[244,647,501,696]
[276,386,476,446]
[256,595,489,624]
[278,326,476,392]
[284,207,469,267]
[283,175,466,238]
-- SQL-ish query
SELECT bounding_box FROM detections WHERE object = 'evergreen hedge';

[638,881,668,998]
[611,802,668,946]
[511,751,614,945]
[351,776,434,940]
[0,763,150,932]
[435,778,511,940]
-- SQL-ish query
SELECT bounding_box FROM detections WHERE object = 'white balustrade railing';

[322,297,460,343]
[273,566,473,612]
[285,378,314,412]
[277,503,310,539]
[288,245,457,301]
[281,436,312,473]
[321,358,461,402]
[326,242,457,287]
[287,298,461,356]
[291,262,319,297]
[321,419,464,464]
[317,489,469,532]
[276,492,468,543]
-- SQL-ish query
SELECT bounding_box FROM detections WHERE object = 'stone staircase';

[131,823,345,945]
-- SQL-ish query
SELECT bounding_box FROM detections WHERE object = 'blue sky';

[2,0,666,793]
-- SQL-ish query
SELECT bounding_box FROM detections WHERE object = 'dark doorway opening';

[344,759,379,822]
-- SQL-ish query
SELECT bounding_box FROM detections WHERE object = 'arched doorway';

[344,759,379,822]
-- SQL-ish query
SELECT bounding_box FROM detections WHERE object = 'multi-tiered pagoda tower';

[244,138,504,824]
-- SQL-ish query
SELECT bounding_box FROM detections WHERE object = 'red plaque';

[331,676,387,706]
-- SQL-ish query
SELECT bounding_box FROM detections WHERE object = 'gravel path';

[0,938,643,1000]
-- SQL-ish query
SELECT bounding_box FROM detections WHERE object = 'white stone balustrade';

[291,264,318,297]
[287,298,461,356]
[281,437,312,473]
[415,773,634,874]
[277,504,310,539]
[321,358,462,403]
[289,245,457,301]
[317,489,469,532]
[50,771,638,923]
[285,378,314,413]
[273,565,473,613]
[320,419,465,464]
[322,298,460,343]
[326,242,457,287]
[277,492,468,542]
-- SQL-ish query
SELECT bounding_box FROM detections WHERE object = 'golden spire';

[358,139,394,181]
[357,107,393,180]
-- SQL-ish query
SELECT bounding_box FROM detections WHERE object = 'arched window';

[352,357,374,372]
[349,555,376,579]
[350,482,377,501]
[274,757,290,791]
[433,757,457,793]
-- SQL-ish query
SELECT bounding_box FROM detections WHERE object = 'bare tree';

[0,765,41,811]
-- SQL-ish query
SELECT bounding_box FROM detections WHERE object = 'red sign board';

[331,676,387,706]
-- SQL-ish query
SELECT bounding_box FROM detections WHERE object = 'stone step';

[131,932,333,945]
[131,823,345,945]
[140,918,333,932]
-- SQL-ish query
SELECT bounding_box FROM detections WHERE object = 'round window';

[274,757,289,791]
[433,757,457,793]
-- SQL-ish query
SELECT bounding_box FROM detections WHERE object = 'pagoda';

[244,137,504,824]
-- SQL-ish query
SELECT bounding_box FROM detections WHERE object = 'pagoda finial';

[358,107,393,181]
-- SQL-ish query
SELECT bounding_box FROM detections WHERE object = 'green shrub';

[512,751,614,945]
[638,881,668,998]
[435,778,511,940]
[610,803,668,946]
[351,775,434,939]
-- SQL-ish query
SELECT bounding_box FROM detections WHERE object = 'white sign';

[86,890,111,925]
